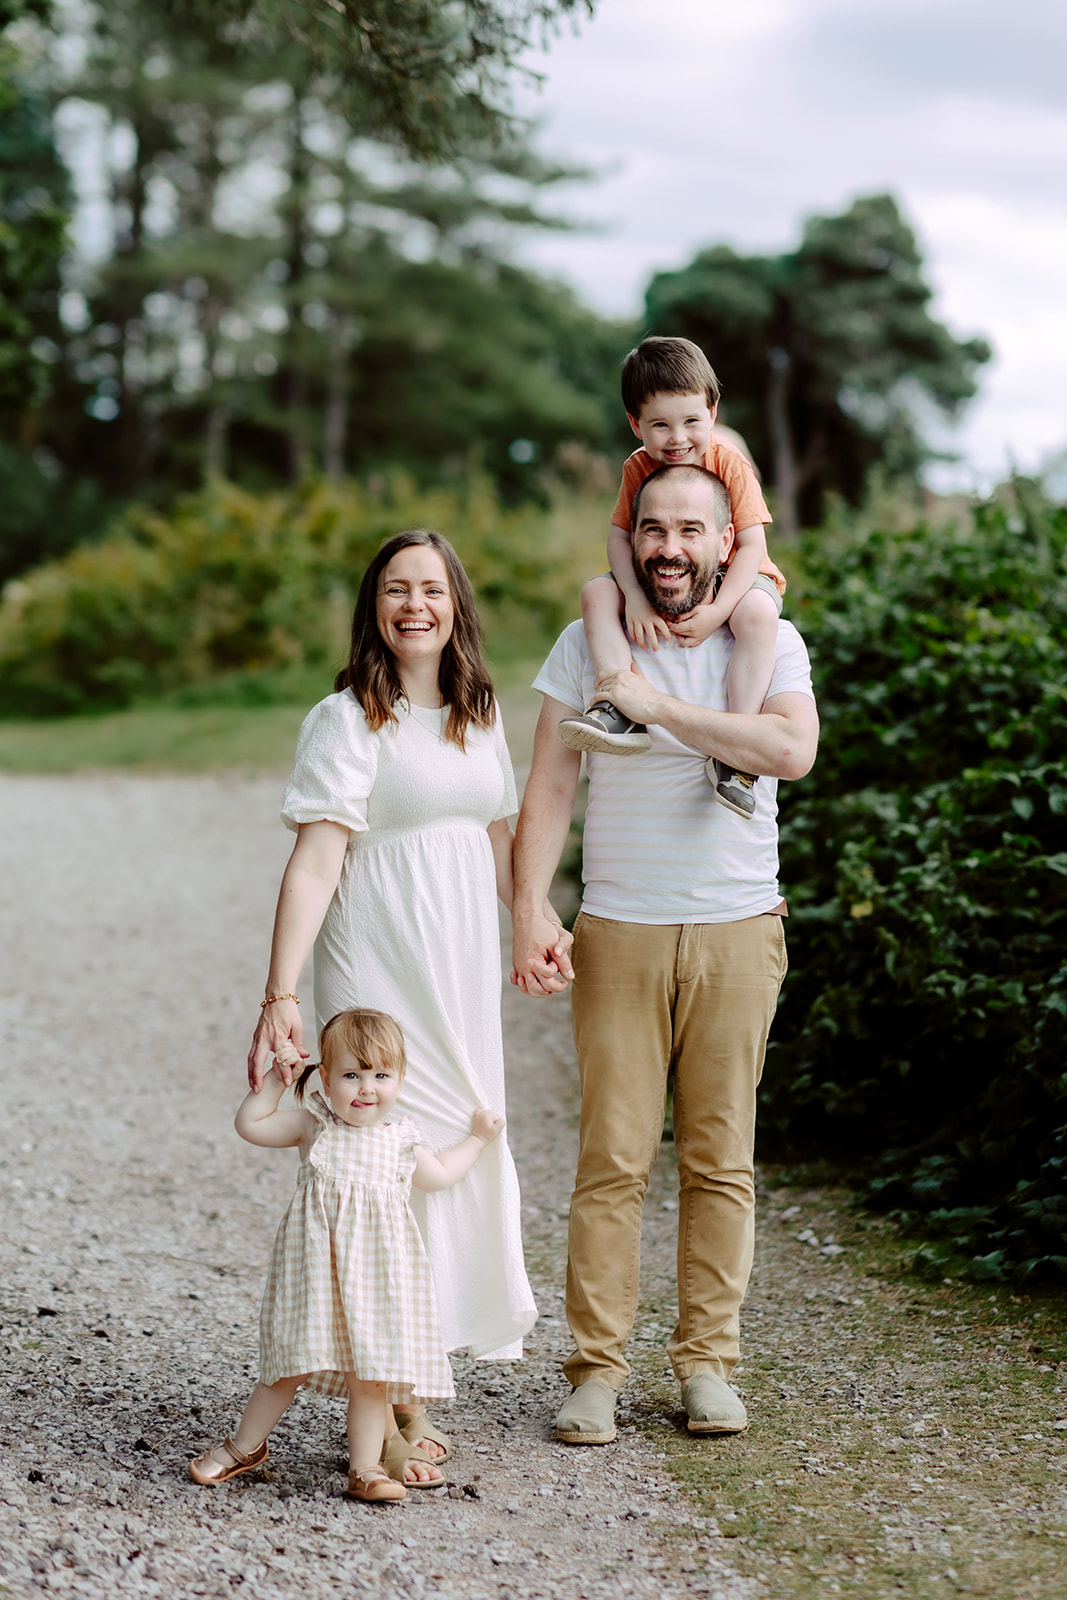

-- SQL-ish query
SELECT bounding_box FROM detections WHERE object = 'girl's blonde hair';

[293,1008,407,1101]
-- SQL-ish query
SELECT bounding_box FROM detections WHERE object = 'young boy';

[557,336,786,818]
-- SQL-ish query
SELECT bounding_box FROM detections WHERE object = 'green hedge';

[0,476,607,715]
[768,481,1067,1281]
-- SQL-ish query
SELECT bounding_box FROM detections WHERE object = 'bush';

[0,475,607,715]
[767,480,1067,1281]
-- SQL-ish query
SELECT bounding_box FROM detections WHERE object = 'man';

[511,464,819,1444]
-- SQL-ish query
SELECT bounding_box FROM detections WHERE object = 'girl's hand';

[625,592,671,652]
[471,1108,504,1143]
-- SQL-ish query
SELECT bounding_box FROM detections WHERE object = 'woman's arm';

[247,819,350,1092]
[487,817,515,911]
[234,1065,316,1148]
[412,1109,504,1192]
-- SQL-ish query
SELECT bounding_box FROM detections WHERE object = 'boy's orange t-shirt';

[611,439,786,597]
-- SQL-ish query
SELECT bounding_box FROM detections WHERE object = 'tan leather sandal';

[188,1435,269,1485]
[394,1407,452,1462]
[380,1429,446,1488]
[347,1466,407,1503]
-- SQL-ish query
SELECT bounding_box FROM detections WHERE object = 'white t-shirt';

[532,620,815,925]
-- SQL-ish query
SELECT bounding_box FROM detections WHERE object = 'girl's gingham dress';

[259,1095,454,1403]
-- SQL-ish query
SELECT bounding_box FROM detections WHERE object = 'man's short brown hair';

[621,336,721,419]
[631,464,732,536]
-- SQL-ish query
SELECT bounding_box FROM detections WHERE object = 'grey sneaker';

[707,758,758,819]
[558,701,652,756]
[681,1373,748,1434]
[555,1377,618,1444]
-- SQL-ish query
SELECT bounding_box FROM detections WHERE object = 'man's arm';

[594,665,819,780]
[512,695,583,997]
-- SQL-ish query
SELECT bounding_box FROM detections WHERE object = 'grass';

[629,1166,1067,1600]
[0,658,548,776]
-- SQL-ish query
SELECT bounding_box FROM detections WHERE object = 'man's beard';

[636,551,718,619]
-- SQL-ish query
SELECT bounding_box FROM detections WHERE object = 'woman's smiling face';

[375,546,455,668]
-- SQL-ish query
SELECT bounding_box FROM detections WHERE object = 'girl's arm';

[234,1065,317,1149]
[607,522,671,651]
[669,523,768,645]
[412,1109,504,1193]
[247,819,350,1091]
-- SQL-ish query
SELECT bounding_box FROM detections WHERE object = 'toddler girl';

[188,1007,503,1503]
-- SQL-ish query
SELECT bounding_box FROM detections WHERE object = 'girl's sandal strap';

[222,1435,264,1468]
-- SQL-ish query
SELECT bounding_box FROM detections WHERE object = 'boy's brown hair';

[621,336,721,419]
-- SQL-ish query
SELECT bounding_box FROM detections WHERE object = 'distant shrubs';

[768,481,1067,1281]
[0,475,606,714]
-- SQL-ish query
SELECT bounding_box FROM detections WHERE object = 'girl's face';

[323,1049,403,1127]
[376,547,455,670]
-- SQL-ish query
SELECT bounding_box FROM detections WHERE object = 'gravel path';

[0,773,755,1600]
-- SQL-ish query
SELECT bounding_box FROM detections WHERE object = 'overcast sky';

[514,0,1067,486]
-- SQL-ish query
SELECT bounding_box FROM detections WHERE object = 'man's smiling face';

[632,473,734,619]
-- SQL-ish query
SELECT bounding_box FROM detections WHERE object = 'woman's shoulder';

[300,688,371,735]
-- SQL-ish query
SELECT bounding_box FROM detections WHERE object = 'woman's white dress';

[282,690,536,1357]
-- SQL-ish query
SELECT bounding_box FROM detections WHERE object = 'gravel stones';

[0,774,751,1600]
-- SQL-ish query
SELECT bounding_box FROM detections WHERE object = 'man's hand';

[592,662,664,728]
[669,600,727,648]
[511,910,574,997]
[624,590,672,652]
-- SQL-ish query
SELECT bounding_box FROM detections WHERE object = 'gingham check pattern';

[259,1099,454,1402]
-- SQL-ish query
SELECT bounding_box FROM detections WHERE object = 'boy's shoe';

[558,701,651,756]
[706,759,758,819]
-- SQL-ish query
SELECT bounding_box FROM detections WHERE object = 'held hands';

[668,600,726,649]
[625,590,672,652]
[470,1108,504,1143]
[247,998,309,1093]
[510,912,575,998]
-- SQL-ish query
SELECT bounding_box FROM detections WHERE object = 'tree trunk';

[324,311,354,483]
[283,92,310,484]
[766,346,800,538]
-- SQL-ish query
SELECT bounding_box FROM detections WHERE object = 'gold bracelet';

[261,992,300,1008]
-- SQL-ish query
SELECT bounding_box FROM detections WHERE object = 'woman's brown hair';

[334,529,495,749]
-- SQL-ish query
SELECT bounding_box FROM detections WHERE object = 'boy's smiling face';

[629,389,717,467]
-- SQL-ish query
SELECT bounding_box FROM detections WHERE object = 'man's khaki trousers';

[563,911,787,1390]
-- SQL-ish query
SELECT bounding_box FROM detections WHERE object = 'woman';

[248,528,571,1484]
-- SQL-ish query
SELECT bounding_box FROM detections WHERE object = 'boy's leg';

[708,580,782,818]
[558,575,651,755]
[724,585,781,714]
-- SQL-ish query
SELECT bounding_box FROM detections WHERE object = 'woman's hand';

[248,999,308,1092]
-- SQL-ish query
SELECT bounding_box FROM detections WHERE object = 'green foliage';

[0,474,606,714]
[646,194,990,534]
[0,36,68,419]
[161,0,594,158]
[767,481,1067,1280]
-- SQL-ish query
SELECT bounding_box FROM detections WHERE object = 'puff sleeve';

[489,701,519,822]
[281,690,379,834]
